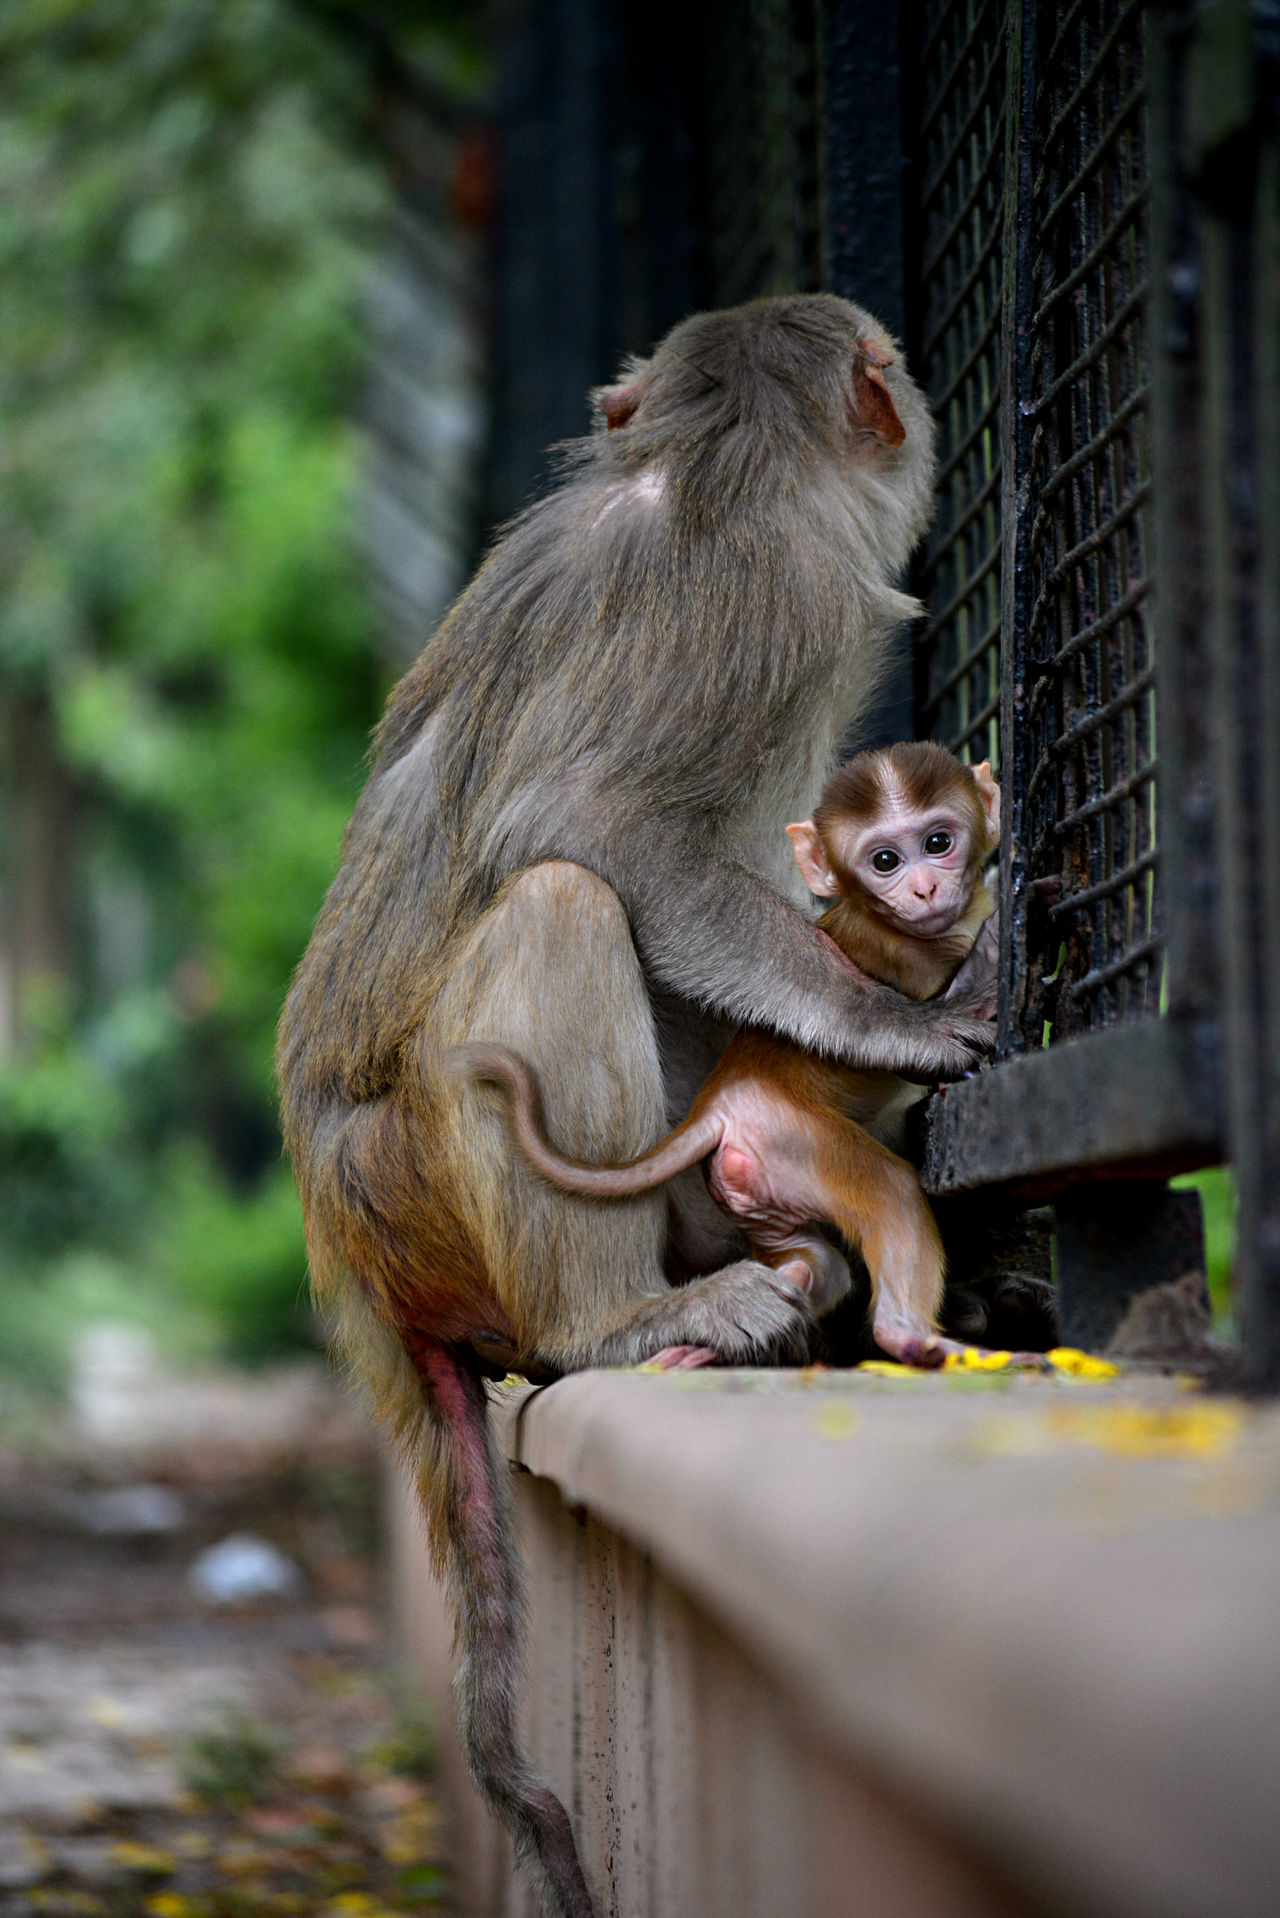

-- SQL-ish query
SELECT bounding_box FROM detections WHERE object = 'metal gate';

[899,0,1277,1386]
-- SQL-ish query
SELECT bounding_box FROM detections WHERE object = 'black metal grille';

[910,0,1157,1044]
[1019,0,1157,1042]
[913,0,1007,767]
[703,0,823,304]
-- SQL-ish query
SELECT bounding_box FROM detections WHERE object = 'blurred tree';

[0,0,487,1371]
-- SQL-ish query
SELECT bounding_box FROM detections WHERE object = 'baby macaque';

[461,742,1001,1368]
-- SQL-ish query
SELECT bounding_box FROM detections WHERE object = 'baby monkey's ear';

[970,760,1001,848]
[786,820,841,897]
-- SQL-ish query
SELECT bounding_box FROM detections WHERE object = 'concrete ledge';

[391,1368,1280,1918]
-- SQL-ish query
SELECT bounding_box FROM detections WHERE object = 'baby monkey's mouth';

[904,904,963,937]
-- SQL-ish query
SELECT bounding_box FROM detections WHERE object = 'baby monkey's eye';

[923,831,953,856]
[871,849,901,874]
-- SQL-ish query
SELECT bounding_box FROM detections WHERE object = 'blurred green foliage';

[0,0,476,1387]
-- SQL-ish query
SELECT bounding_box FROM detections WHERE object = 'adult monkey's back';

[277,294,992,1916]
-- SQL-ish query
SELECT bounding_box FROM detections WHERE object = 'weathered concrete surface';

[390,1368,1280,1918]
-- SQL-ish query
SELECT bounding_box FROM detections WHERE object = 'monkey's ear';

[786,821,841,897]
[596,381,642,430]
[971,760,1001,846]
[852,360,909,452]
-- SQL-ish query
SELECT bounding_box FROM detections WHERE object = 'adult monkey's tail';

[402,1330,596,1918]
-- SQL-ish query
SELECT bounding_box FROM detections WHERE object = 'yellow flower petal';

[1047,1346,1119,1380]
[943,1347,1014,1371]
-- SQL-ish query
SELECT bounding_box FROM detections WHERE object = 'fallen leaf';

[216,1842,279,1877]
[109,1840,175,1874]
[245,1805,326,1842]
[324,1894,400,1918]
[397,1863,448,1901]
[172,1829,214,1860]
[379,1797,441,1867]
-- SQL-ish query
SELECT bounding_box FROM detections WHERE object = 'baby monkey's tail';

[452,1042,721,1198]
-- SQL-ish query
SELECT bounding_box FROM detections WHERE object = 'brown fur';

[463,745,1000,1369]
[277,298,993,1916]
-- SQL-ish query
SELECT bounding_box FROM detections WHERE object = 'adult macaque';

[462,742,1003,1369]
[277,296,993,1918]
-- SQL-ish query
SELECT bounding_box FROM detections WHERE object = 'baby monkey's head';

[787,741,999,939]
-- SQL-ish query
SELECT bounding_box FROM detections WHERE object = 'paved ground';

[0,1351,450,1918]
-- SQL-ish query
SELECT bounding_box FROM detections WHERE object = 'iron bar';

[1049,845,1158,920]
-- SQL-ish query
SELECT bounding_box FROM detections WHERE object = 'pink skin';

[819,806,977,934]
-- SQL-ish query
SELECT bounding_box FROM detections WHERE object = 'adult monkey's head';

[589,293,936,558]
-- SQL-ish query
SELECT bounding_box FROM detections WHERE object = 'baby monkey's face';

[786,749,1000,941]
[836,804,981,936]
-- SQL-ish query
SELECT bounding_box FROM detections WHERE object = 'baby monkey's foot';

[874,1326,1052,1372]
[643,1345,720,1371]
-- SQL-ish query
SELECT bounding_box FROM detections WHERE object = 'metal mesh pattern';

[1019,0,1156,1041]
[703,0,822,303]
[914,0,1007,764]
